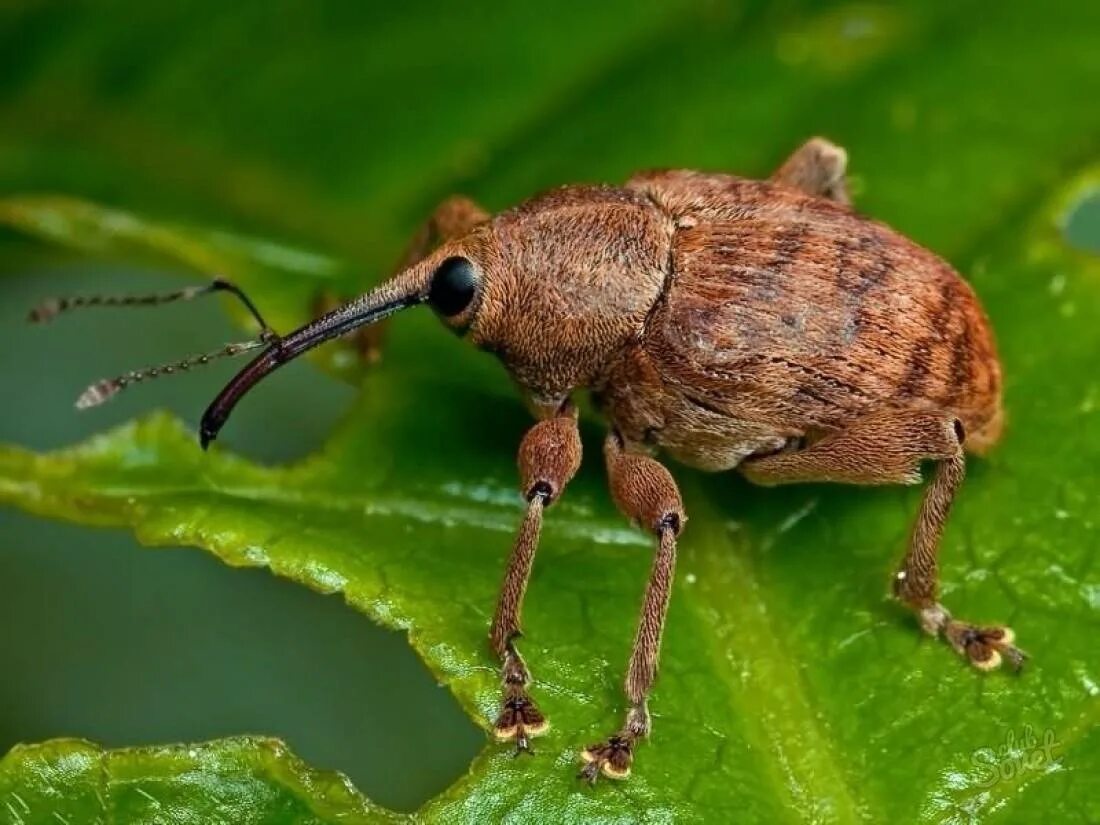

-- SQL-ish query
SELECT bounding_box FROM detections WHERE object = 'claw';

[915,604,1027,673]
[493,685,548,752]
[946,622,1027,672]
[578,734,634,783]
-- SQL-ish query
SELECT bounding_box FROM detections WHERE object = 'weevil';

[32,138,1024,782]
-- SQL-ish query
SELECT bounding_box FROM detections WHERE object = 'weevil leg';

[741,410,1025,672]
[392,195,490,271]
[314,195,490,362]
[771,137,850,204]
[580,432,684,783]
[489,406,582,753]
[491,496,550,754]
[893,452,1026,671]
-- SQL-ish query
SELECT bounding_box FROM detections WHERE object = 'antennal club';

[76,331,278,409]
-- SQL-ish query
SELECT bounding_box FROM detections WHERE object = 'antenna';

[76,331,278,409]
[29,277,273,335]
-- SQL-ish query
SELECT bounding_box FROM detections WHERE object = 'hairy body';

[595,171,1002,471]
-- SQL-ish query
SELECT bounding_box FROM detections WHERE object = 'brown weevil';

[33,138,1023,782]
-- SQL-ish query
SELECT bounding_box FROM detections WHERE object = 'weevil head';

[426,184,672,408]
[200,184,672,445]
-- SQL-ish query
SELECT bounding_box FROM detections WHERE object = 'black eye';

[428,256,478,318]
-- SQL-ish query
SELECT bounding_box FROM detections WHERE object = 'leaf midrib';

[684,481,868,824]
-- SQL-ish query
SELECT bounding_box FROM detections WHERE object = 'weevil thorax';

[428,185,673,412]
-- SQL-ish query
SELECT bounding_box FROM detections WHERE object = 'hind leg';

[742,409,1024,671]
[771,137,850,203]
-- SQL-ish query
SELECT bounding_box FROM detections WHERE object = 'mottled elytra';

[32,138,1024,783]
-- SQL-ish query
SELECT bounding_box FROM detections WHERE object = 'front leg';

[580,432,685,782]
[315,195,489,362]
[771,136,850,203]
[392,195,490,271]
[489,405,582,752]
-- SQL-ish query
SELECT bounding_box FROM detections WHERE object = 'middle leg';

[580,432,685,782]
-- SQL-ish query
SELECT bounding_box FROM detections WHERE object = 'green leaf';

[2,2,1099,823]
[0,738,398,824]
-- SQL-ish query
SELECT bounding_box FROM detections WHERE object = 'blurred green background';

[1,1,1098,822]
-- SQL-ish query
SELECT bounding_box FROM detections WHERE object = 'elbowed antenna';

[76,334,275,410]
[29,276,283,411]
[29,278,274,333]
[198,268,431,449]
